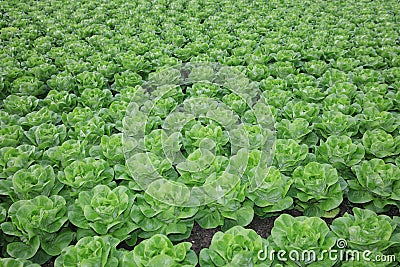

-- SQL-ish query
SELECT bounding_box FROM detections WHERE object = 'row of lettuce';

[1,208,399,266]
[1,0,400,265]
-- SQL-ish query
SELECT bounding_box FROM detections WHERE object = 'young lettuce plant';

[322,93,361,115]
[99,133,125,164]
[273,139,310,174]
[288,75,318,95]
[75,71,106,94]
[0,145,38,178]
[10,76,47,96]
[267,214,337,266]
[62,107,94,128]
[259,76,288,92]
[290,162,344,217]
[18,107,61,128]
[246,166,293,217]
[42,89,78,113]
[186,83,221,98]
[120,234,198,267]
[176,148,254,230]
[261,88,292,109]
[358,82,389,95]
[319,68,350,88]
[24,123,67,150]
[282,100,319,122]
[272,49,300,63]
[89,133,125,163]
[43,139,88,168]
[293,85,327,102]
[362,129,400,158]
[357,107,400,134]
[0,111,19,128]
[269,61,297,78]
[221,93,250,117]
[275,118,313,143]
[175,151,229,187]
[356,91,395,112]
[199,226,269,267]
[27,63,58,83]
[68,184,138,241]
[314,110,359,138]
[111,70,144,92]
[384,67,400,85]
[79,88,113,110]
[0,195,74,261]
[58,157,114,197]
[0,164,63,201]
[316,135,365,170]
[68,115,109,143]
[116,52,151,74]
[195,178,254,230]
[3,95,38,116]
[46,72,77,93]
[319,68,349,88]
[302,60,328,77]
[95,58,121,81]
[130,190,198,242]
[54,235,120,267]
[348,159,400,212]
[330,208,400,252]
[246,64,269,82]
[181,120,230,156]
[0,125,24,147]
[99,100,130,131]
[326,82,358,99]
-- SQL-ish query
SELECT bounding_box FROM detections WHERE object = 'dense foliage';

[1,0,400,265]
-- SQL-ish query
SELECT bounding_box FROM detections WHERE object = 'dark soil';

[182,222,221,255]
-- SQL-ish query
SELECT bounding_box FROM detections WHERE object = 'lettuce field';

[1,0,400,266]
